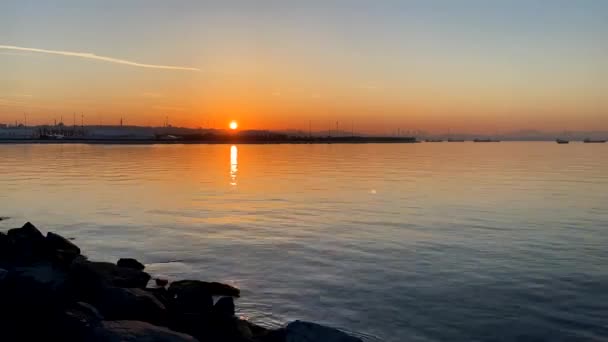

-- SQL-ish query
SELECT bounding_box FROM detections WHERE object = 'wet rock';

[69,258,151,299]
[7,222,46,262]
[285,321,362,342]
[98,287,167,325]
[46,231,81,265]
[93,320,199,342]
[117,257,145,271]
[169,279,240,298]
[213,296,235,317]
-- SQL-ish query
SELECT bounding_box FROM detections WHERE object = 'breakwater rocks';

[0,222,363,342]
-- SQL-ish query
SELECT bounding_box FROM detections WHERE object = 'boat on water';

[473,139,500,142]
[583,138,606,143]
[447,139,465,142]
[556,139,569,144]
[425,139,444,142]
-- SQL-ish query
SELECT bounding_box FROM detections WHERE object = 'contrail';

[0,44,200,71]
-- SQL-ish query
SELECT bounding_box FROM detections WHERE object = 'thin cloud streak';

[0,44,200,71]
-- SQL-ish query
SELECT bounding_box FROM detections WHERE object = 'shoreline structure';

[0,222,363,342]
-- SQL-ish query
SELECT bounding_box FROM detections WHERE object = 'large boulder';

[92,320,199,342]
[7,222,46,262]
[285,321,362,342]
[117,258,146,271]
[68,258,151,301]
[98,287,167,325]
[46,231,81,265]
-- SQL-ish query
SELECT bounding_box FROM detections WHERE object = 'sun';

[229,120,238,130]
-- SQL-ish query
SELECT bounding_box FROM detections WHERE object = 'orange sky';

[1,1,607,133]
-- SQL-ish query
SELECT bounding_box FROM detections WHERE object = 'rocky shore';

[0,222,363,342]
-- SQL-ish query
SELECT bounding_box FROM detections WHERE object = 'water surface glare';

[1,142,608,341]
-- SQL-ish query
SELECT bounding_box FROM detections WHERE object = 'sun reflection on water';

[230,145,238,186]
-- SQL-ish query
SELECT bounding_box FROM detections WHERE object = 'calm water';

[1,142,608,341]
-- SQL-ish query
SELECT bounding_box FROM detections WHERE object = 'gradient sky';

[1,0,607,133]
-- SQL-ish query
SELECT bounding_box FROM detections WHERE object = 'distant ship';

[425,139,444,142]
[447,139,465,142]
[556,139,569,144]
[473,139,500,142]
[583,138,606,143]
[40,133,64,140]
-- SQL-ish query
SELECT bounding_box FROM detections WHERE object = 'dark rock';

[0,216,9,221]
[7,222,46,262]
[68,258,151,301]
[213,296,235,317]
[117,257,145,271]
[145,286,170,306]
[93,320,199,342]
[235,319,253,340]
[156,277,169,287]
[0,233,8,261]
[0,268,7,282]
[285,321,362,342]
[60,302,104,341]
[169,279,240,298]
[46,231,81,265]
[98,287,167,325]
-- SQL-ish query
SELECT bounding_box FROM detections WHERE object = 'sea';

[1,142,607,341]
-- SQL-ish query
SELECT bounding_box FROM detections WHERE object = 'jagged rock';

[117,258,145,271]
[285,321,362,342]
[7,222,46,262]
[169,280,240,298]
[69,258,151,299]
[93,320,199,342]
[98,287,167,325]
[46,231,81,265]
[213,296,235,317]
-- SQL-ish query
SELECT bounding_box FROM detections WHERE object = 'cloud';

[0,44,200,71]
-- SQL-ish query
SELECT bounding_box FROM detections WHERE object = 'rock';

[0,216,9,221]
[285,321,362,342]
[60,302,104,341]
[235,319,253,339]
[145,287,170,306]
[98,287,167,325]
[213,296,235,317]
[169,280,240,298]
[46,231,81,265]
[0,233,8,261]
[7,222,46,262]
[93,320,199,342]
[156,278,169,287]
[0,268,7,282]
[69,258,151,300]
[117,258,145,271]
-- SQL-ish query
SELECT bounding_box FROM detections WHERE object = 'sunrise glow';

[229,121,238,130]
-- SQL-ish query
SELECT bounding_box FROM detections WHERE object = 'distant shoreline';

[0,136,420,145]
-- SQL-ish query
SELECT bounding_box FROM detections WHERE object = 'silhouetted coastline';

[0,135,419,145]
